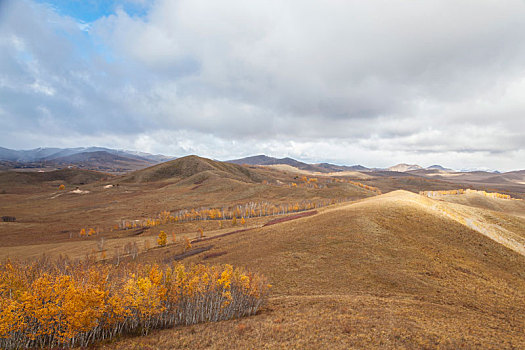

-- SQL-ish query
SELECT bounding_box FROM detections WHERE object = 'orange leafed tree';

[0,260,269,349]
[157,231,167,246]
[184,237,192,252]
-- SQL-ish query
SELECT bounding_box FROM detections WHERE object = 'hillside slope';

[431,190,525,218]
[388,163,423,172]
[110,190,525,349]
[0,168,111,186]
[228,155,368,173]
[50,151,153,171]
[228,155,324,172]
[120,155,262,183]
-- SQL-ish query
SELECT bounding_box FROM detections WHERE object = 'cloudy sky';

[1,0,524,170]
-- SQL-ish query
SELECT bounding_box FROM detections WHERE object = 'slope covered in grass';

[0,168,111,186]
[108,191,525,349]
[120,155,261,183]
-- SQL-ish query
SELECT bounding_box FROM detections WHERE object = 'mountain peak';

[426,164,453,171]
[387,163,423,172]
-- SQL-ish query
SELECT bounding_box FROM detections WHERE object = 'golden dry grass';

[0,160,374,258]
[100,190,525,349]
[2,158,525,349]
[436,191,525,217]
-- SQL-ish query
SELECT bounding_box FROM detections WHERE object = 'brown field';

[0,156,374,254]
[1,156,524,349]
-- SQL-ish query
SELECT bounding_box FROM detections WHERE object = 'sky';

[0,0,524,171]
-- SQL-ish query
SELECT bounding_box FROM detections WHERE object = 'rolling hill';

[1,152,524,348]
[49,151,153,172]
[0,168,111,186]
[316,162,369,172]
[387,163,423,172]
[427,189,525,217]
[120,155,263,183]
[228,155,368,173]
[108,190,525,349]
[0,155,379,248]
[228,155,323,172]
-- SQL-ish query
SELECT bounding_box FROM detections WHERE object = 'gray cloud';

[1,0,525,171]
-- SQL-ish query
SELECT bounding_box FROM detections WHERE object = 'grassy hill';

[228,155,324,172]
[1,155,524,349]
[120,155,262,183]
[0,156,377,248]
[48,151,153,172]
[432,190,525,216]
[109,190,525,349]
[0,168,111,187]
[228,155,369,173]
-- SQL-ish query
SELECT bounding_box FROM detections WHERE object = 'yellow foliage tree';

[157,231,167,247]
[0,260,270,348]
[184,237,192,252]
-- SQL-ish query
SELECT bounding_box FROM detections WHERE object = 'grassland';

[0,156,524,349]
[104,191,525,349]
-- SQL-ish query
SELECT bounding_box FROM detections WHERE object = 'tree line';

[0,259,269,349]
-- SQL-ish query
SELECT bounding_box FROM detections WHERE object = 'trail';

[309,190,525,257]
[422,195,525,257]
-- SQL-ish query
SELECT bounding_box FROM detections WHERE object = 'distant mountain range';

[1,150,523,193]
[0,147,509,175]
[386,164,455,172]
[235,156,509,174]
[0,147,172,163]
[0,147,174,173]
[227,155,462,174]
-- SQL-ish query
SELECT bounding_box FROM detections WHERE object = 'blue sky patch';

[35,0,150,22]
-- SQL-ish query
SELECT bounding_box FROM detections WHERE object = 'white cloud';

[1,0,525,171]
